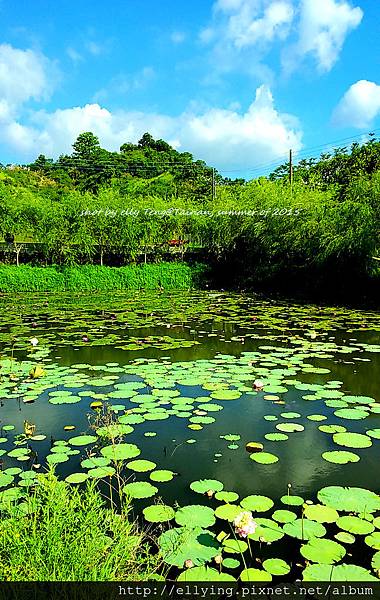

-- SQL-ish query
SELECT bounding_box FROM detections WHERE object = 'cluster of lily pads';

[1,291,380,581]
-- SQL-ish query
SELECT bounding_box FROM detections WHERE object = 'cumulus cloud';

[333,80,380,128]
[0,85,302,172]
[217,0,295,48]
[203,0,294,51]
[0,43,57,119]
[202,0,363,78]
[282,0,363,73]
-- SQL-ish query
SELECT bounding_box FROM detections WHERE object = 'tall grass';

[0,472,160,581]
[0,263,209,292]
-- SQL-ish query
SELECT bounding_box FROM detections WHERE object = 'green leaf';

[300,538,346,564]
[143,504,175,523]
[175,505,216,529]
[283,519,326,541]
[100,443,140,461]
[123,481,158,499]
[263,558,290,576]
[240,495,274,512]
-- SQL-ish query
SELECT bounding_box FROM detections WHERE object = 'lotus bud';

[253,379,264,390]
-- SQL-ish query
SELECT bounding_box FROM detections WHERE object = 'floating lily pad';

[150,470,175,482]
[333,432,372,449]
[223,539,248,554]
[322,451,360,464]
[276,423,304,433]
[214,491,239,503]
[87,466,116,478]
[100,443,140,461]
[240,568,272,582]
[281,495,304,507]
[214,504,242,522]
[365,532,380,550]
[304,504,339,523]
[283,519,326,540]
[318,486,380,513]
[175,505,216,528]
[300,538,346,564]
[262,558,290,576]
[335,532,355,545]
[143,504,175,523]
[65,472,89,484]
[250,452,279,464]
[240,495,274,512]
[303,563,377,581]
[337,516,374,535]
[264,433,289,441]
[123,481,158,499]
[190,479,223,495]
[68,435,97,446]
[159,527,219,567]
[127,459,156,472]
[272,510,297,524]
[334,408,369,420]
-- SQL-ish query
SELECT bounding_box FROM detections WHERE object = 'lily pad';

[283,519,326,540]
[175,505,216,528]
[240,495,274,512]
[123,481,158,499]
[250,452,279,464]
[262,558,290,576]
[100,443,140,461]
[300,538,346,564]
[143,504,175,523]
[322,451,360,464]
[190,479,223,495]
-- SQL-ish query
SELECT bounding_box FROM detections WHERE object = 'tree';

[138,132,155,149]
[72,132,101,160]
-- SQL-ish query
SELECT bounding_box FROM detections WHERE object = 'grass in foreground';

[0,472,161,581]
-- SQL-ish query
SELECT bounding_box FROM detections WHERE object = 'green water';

[1,290,380,580]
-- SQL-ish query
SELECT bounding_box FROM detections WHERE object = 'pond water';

[1,290,380,581]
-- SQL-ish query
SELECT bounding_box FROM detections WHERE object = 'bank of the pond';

[0,263,209,292]
[0,471,161,581]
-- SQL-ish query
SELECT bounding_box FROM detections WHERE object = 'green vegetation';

[0,471,160,581]
[0,263,208,292]
[1,292,380,581]
[1,133,380,295]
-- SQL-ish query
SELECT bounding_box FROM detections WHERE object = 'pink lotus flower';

[82,335,89,342]
[184,559,194,569]
[233,511,258,538]
[253,379,264,390]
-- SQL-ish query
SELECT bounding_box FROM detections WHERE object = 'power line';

[3,129,380,178]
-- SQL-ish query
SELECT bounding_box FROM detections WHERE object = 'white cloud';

[66,47,83,64]
[225,0,294,48]
[170,31,186,44]
[333,80,380,128]
[0,85,303,173]
[0,43,56,118]
[283,0,363,73]
[85,41,104,56]
[205,0,295,49]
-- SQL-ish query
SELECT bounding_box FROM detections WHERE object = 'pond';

[1,290,380,582]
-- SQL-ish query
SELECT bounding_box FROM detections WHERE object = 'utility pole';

[212,168,216,202]
[289,149,293,192]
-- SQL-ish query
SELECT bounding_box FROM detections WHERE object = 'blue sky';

[0,0,379,178]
